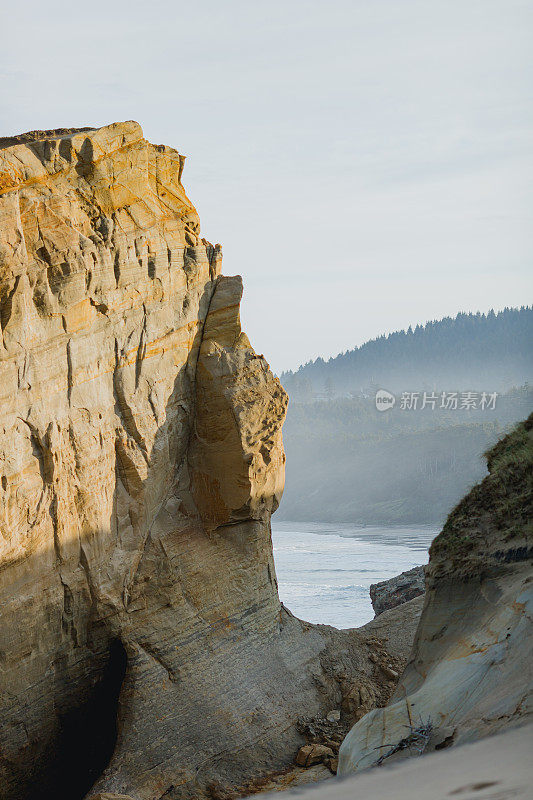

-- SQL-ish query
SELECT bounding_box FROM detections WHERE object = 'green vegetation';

[431,414,533,568]
[281,307,532,399]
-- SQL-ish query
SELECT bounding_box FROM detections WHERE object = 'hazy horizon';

[2,0,532,372]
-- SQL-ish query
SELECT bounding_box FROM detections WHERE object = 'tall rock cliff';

[339,416,533,774]
[0,123,420,800]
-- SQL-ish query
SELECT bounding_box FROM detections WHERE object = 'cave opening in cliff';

[37,638,127,800]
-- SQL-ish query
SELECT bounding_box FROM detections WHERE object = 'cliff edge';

[0,123,421,800]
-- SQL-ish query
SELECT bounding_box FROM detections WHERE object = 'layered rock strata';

[0,123,421,800]
[339,417,533,774]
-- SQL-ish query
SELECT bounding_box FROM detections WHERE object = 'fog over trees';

[281,307,532,399]
[278,308,533,525]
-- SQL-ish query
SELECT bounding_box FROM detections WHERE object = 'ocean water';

[271,521,438,629]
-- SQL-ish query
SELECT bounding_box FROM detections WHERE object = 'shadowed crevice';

[30,639,127,800]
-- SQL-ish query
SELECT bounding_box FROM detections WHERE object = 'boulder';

[295,745,335,767]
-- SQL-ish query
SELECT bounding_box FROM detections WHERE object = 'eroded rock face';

[339,417,533,775]
[369,566,425,616]
[0,123,422,800]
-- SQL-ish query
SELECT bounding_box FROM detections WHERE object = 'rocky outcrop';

[369,566,425,616]
[268,723,533,800]
[0,123,423,800]
[339,417,533,775]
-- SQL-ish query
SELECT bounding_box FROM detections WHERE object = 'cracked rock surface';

[0,123,422,800]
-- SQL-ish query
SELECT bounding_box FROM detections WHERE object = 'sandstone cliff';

[339,417,533,774]
[0,123,421,800]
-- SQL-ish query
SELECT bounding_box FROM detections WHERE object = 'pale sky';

[2,0,532,373]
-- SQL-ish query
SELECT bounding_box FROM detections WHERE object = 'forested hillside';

[281,307,533,399]
[278,382,532,525]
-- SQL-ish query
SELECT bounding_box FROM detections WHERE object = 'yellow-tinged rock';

[0,122,421,800]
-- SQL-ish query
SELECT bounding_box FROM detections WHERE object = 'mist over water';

[272,521,437,629]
